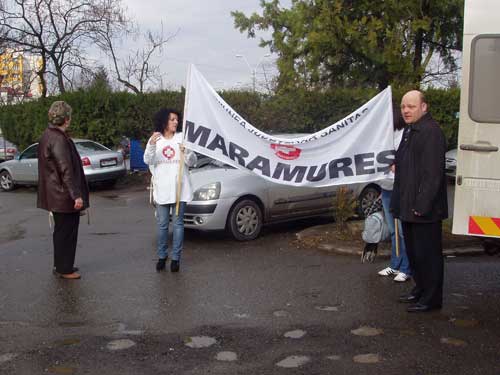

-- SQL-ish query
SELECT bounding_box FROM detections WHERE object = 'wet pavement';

[1,186,499,374]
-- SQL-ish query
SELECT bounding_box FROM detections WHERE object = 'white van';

[452,0,500,244]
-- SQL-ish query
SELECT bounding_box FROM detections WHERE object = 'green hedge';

[0,86,460,151]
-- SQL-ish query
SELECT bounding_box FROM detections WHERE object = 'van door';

[453,0,500,237]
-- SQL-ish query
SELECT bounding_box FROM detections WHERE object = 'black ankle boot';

[156,258,167,271]
[170,260,180,272]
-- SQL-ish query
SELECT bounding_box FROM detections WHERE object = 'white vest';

[143,132,196,205]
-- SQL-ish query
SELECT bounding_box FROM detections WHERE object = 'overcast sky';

[113,0,289,91]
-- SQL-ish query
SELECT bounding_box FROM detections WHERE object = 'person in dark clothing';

[390,90,448,313]
[37,101,89,280]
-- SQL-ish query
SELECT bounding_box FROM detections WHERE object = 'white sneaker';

[393,273,411,282]
[378,267,399,276]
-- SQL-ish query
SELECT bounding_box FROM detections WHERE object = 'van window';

[469,36,500,123]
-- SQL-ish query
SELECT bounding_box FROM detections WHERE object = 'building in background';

[0,49,43,103]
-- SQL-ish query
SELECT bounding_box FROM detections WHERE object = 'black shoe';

[407,303,442,313]
[398,294,420,304]
[170,260,180,273]
[156,258,167,271]
[53,267,79,275]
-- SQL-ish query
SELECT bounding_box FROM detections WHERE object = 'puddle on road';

[276,355,310,368]
[107,339,136,351]
[441,337,467,347]
[0,353,18,364]
[353,353,381,364]
[215,351,238,362]
[234,313,250,319]
[185,336,217,349]
[273,310,291,318]
[351,326,384,337]
[284,329,307,339]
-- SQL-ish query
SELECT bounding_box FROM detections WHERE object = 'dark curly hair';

[153,108,182,134]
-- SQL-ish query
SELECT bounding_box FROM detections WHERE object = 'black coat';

[390,113,448,223]
[37,125,90,213]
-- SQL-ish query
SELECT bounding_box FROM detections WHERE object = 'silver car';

[0,139,126,191]
[185,156,381,241]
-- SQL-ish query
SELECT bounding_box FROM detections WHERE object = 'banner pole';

[176,64,192,216]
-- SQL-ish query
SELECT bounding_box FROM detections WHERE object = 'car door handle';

[459,143,498,152]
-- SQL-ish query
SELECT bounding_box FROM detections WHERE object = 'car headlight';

[193,182,221,201]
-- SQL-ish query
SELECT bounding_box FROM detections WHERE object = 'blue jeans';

[381,189,411,275]
[156,202,186,261]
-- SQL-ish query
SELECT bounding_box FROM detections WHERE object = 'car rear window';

[75,141,109,152]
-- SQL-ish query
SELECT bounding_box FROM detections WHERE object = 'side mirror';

[14,153,21,160]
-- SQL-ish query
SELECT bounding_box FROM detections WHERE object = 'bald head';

[401,90,428,124]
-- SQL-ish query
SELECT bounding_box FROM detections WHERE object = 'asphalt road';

[0,186,499,375]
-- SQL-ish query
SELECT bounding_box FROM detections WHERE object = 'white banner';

[184,65,395,187]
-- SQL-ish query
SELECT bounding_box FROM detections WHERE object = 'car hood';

[189,165,269,198]
[0,159,17,168]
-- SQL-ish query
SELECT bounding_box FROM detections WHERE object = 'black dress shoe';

[170,260,180,273]
[156,258,167,271]
[398,294,420,304]
[407,303,442,313]
[53,267,79,275]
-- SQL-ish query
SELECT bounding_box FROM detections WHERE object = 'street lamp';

[235,53,271,91]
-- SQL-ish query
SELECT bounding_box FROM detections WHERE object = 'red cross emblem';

[162,146,176,160]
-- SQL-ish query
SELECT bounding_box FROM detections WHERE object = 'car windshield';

[75,141,109,153]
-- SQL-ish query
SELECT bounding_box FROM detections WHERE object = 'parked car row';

[0,139,126,191]
[0,136,381,241]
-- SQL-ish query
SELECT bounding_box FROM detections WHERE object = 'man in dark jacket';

[391,90,448,312]
[38,101,89,280]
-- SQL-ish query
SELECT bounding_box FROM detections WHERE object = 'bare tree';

[0,0,125,96]
[94,16,179,94]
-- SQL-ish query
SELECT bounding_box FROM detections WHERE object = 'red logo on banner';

[271,144,302,160]
[162,146,176,159]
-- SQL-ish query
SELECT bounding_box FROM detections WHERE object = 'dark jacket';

[37,125,89,213]
[390,113,448,223]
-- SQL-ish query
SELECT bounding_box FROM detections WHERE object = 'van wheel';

[227,199,263,241]
[0,170,15,191]
[358,185,381,218]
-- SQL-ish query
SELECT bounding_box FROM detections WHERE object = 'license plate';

[100,158,117,167]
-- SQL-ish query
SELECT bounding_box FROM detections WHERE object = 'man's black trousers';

[53,212,80,274]
[402,221,444,307]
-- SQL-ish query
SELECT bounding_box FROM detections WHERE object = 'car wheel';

[358,185,381,218]
[227,199,263,241]
[0,170,15,191]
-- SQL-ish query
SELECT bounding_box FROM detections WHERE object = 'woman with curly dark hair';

[144,108,197,273]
